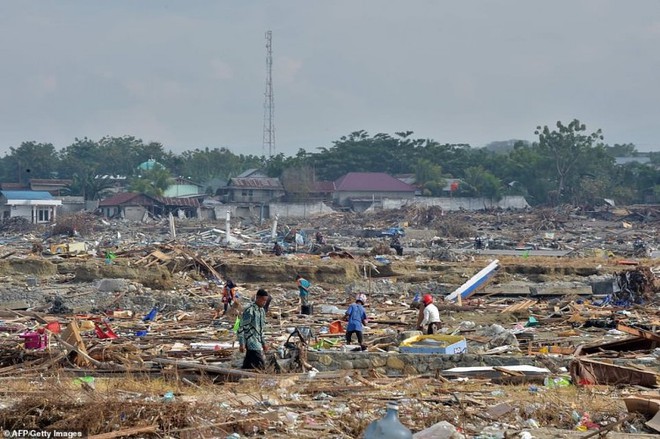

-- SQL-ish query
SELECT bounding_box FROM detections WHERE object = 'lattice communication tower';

[262,30,275,157]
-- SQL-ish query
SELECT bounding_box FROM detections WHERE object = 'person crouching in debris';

[296,274,311,307]
[237,289,269,370]
[273,241,283,256]
[390,234,403,256]
[417,294,441,334]
[315,230,326,245]
[344,293,368,351]
[221,278,237,316]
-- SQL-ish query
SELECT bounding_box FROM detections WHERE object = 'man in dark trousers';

[237,289,269,370]
[390,234,403,256]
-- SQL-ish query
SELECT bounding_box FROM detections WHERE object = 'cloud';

[277,57,303,85]
[26,74,58,97]
[121,78,188,102]
[209,59,234,81]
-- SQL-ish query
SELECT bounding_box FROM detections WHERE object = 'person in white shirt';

[417,294,441,334]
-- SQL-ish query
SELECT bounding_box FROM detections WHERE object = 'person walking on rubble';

[344,293,368,350]
[296,274,311,307]
[237,289,270,370]
[417,294,441,334]
[390,234,403,256]
[220,278,237,316]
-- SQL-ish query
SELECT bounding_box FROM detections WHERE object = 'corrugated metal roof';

[151,195,200,207]
[334,173,416,192]
[236,169,267,178]
[29,179,73,186]
[98,192,141,207]
[1,190,55,200]
[229,177,284,189]
[1,183,29,190]
[99,192,201,208]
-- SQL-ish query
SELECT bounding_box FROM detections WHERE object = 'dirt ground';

[0,207,659,438]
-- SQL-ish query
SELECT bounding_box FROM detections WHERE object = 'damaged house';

[98,192,200,220]
[333,172,416,211]
[0,190,62,223]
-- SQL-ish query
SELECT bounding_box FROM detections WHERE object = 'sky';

[1,1,659,158]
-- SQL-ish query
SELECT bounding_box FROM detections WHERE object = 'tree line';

[1,119,658,206]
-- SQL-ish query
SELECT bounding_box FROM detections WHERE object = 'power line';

[262,30,275,158]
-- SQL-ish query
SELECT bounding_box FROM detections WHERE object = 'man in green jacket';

[237,289,269,370]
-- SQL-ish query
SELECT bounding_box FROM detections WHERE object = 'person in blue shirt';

[344,293,368,350]
[296,274,311,307]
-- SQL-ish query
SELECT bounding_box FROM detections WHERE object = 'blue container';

[399,334,467,355]
[363,402,412,439]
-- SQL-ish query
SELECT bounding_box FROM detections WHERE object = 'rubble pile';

[0,208,659,437]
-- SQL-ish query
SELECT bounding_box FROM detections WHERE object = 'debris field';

[0,206,659,438]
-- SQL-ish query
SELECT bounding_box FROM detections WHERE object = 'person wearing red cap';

[417,294,441,334]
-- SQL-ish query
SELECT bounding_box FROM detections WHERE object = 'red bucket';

[45,322,61,334]
[329,320,344,334]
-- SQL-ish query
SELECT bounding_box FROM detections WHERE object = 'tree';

[65,169,116,200]
[535,120,604,205]
[1,141,59,183]
[463,166,502,201]
[311,131,420,180]
[281,165,316,201]
[414,159,445,196]
[605,143,637,157]
[128,164,173,197]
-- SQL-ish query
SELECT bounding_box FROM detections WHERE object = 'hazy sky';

[1,1,659,157]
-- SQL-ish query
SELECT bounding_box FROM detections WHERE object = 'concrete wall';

[213,195,528,220]
[58,197,86,215]
[124,206,147,221]
[381,195,530,211]
[3,205,56,223]
[269,201,335,218]
[164,184,200,198]
[230,189,284,203]
[334,191,415,205]
[307,351,561,376]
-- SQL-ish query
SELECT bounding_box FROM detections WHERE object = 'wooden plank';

[152,358,261,380]
[616,324,660,342]
[87,425,158,439]
[59,320,91,367]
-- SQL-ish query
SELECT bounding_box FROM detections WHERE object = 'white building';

[0,191,62,223]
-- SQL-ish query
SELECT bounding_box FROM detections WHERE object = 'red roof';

[98,192,141,206]
[313,181,335,193]
[334,173,416,192]
[0,183,29,190]
[29,179,73,186]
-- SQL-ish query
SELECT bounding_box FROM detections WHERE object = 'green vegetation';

[1,120,658,206]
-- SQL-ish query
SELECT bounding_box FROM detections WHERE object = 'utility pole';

[262,30,275,158]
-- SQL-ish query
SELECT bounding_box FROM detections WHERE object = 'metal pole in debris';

[225,210,231,244]
[168,212,176,240]
[271,215,278,240]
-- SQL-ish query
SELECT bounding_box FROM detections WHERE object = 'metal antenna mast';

[262,30,275,157]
